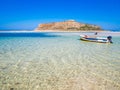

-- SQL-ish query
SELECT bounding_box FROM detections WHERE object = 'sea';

[0,31,120,90]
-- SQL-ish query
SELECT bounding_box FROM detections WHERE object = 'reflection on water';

[0,32,120,90]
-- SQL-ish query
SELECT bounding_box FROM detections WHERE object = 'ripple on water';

[0,33,120,90]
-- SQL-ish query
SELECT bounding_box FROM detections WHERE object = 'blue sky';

[0,0,120,31]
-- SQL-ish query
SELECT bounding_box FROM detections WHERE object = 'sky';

[0,0,120,31]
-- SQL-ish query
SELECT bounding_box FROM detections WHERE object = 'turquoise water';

[0,32,120,90]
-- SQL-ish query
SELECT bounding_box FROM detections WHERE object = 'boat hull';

[80,37,109,43]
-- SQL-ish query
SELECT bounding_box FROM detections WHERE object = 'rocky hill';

[35,20,102,31]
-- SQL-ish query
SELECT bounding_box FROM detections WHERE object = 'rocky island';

[35,20,102,31]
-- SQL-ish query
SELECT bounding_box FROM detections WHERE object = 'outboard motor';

[107,36,113,43]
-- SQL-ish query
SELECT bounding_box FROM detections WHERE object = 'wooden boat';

[80,35,113,43]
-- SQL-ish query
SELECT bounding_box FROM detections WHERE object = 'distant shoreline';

[0,30,120,36]
[0,30,109,32]
[0,30,120,33]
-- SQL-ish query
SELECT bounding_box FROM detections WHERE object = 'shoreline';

[0,30,120,35]
[34,29,109,32]
[0,30,115,33]
[0,30,120,36]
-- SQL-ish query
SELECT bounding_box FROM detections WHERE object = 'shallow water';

[0,32,120,90]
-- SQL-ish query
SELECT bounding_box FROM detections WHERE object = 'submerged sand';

[0,31,120,90]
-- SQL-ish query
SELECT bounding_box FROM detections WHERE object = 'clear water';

[0,32,120,90]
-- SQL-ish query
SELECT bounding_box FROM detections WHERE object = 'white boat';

[80,35,113,43]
